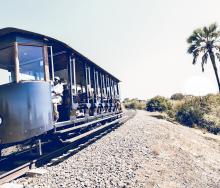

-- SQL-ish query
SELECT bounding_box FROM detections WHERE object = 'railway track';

[0,110,136,185]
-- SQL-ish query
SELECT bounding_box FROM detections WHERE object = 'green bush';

[145,94,220,134]
[123,98,146,110]
[170,93,184,100]
[146,96,172,112]
[201,114,220,134]
[175,100,204,127]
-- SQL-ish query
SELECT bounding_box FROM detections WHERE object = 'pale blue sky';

[1,0,220,99]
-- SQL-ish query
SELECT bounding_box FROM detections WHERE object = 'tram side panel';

[0,82,53,145]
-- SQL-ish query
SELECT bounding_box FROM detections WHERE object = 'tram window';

[18,45,45,81]
[0,46,15,85]
[54,69,68,83]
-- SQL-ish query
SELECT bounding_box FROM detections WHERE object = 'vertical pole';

[43,45,50,81]
[85,63,88,103]
[111,80,115,111]
[88,67,91,107]
[85,63,88,101]
[103,74,107,96]
[92,69,97,115]
[114,81,116,98]
[112,80,114,98]
[49,46,55,81]
[100,73,103,103]
[69,55,79,119]
[116,83,119,96]
[118,83,121,100]
[109,77,114,112]
[69,56,74,110]
[112,80,115,99]
[88,66,91,103]
[105,75,109,112]
[38,139,42,156]
[109,78,113,99]
[88,67,91,86]
[93,68,98,106]
[72,57,77,95]
[93,69,97,96]
[107,76,110,99]
[14,42,19,83]
[96,71,100,95]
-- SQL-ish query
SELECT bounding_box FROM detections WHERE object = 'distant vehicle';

[0,28,122,154]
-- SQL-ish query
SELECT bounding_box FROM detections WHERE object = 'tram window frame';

[0,45,16,86]
[17,44,46,82]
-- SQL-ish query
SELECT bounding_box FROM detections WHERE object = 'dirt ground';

[137,110,220,187]
[7,110,220,188]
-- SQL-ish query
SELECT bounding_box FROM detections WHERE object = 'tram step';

[55,114,120,135]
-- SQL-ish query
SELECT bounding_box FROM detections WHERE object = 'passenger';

[52,77,64,121]
[116,100,122,111]
[77,90,82,103]
[53,77,64,98]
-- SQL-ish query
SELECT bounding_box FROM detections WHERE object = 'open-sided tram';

[0,28,122,154]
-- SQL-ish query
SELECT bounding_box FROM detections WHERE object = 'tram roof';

[0,27,120,82]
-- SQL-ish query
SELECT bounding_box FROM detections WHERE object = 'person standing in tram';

[51,77,64,121]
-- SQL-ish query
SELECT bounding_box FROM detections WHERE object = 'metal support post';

[38,139,42,156]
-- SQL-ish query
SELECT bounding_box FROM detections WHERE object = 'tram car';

[0,27,121,154]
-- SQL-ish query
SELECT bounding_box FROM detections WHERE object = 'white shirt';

[53,83,64,96]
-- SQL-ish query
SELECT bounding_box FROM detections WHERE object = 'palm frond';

[203,26,209,36]
[216,31,220,37]
[193,28,206,39]
[209,23,217,33]
[214,45,220,51]
[209,31,220,40]
[192,51,199,64]
[201,52,208,72]
[216,53,220,61]
[187,44,197,54]
[187,35,197,43]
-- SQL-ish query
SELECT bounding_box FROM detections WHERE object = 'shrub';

[176,97,207,127]
[146,96,172,112]
[170,93,184,100]
[163,93,220,134]
[123,98,146,110]
[123,98,130,103]
[175,101,204,127]
[201,114,220,134]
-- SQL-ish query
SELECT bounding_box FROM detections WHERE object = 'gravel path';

[13,110,220,188]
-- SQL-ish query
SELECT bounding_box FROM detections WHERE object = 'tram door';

[47,46,71,121]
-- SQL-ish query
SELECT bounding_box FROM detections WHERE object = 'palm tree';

[187,23,220,92]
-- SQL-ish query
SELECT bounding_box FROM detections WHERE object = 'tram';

[0,28,121,151]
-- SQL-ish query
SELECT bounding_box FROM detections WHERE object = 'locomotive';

[0,28,121,155]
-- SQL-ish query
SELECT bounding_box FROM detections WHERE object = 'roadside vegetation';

[123,98,146,110]
[146,96,171,112]
[124,93,220,135]
[146,93,220,135]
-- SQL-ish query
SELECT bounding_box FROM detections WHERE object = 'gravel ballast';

[14,110,220,188]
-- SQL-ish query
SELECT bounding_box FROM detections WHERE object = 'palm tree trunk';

[209,51,220,92]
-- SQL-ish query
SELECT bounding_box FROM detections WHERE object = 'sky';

[0,0,220,99]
